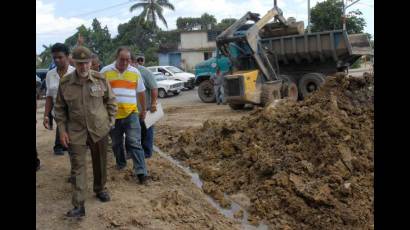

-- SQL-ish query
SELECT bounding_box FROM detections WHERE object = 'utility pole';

[343,0,360,31]
[308,0,311,33]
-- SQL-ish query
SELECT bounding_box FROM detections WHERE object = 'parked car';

[147,66,195,90]
[152,72,184,98]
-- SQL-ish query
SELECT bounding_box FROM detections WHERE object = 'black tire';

[260,83,281,107]
[298,73,325,99]
[198,80,216,103]
[158,89,167,98]
[228,103,245,110]
[174,91,180,95]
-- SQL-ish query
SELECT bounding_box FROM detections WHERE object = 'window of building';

[207,30,222,42]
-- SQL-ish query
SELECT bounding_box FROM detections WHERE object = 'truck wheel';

[174,91,180,95]
[158,89,167,98]
[198,80,216,103]
[298,73,325,99]
[261,83,281,107]
[228,103,245,110]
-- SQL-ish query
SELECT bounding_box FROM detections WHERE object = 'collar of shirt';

[108,62,139,74]
[49,65,75,79]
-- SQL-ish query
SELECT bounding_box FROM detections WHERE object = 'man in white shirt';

[43,43,75,155]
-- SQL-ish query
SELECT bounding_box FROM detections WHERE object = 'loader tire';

[261,83,281,107]
[228,103,245,110]
[198,80,216,103]
[298,73,325,100]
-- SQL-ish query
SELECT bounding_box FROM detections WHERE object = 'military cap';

[72,46,92,63]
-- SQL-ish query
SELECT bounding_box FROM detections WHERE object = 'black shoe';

[137,174,148,185]
[66,206,85,218]
[96,191,111,202]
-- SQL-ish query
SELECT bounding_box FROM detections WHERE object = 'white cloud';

[36,1,86,36]
[36,0,127,53]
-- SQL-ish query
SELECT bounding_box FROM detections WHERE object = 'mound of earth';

[157,74,374,229]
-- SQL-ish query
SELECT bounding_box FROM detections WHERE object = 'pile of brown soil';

[157,74,374,229]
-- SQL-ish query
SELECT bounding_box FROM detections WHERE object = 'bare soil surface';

[156,75,374,229]
[36,89,246,230]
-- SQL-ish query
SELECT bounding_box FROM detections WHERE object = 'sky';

[36,0,374,54]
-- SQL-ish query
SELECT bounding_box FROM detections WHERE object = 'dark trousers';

[69,134,108,207]
[110,113,147,175]
[140,121,154,158]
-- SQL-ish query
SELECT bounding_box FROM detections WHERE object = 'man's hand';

[139,110,147,121]
[60,131,70,148]
[150,103,157,113]
[43,116,50,130]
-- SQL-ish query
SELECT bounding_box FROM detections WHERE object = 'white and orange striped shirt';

[100,63,145,119]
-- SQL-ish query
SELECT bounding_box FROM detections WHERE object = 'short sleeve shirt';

[137,65,158,111]
[45,65,75,104]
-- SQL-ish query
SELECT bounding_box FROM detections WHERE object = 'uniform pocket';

[89,82,105,97]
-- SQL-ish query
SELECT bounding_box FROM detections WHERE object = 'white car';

[147,65,195,90]
[153,72,184,98]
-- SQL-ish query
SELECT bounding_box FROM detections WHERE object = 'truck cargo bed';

[260,30,372,68]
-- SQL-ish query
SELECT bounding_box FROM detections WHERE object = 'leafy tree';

[38,44,53,68]
[129,0,175,28]
[216,18,237,30]
[64,19,113,65]
[64,25,91,48]
[114,16,157,51]
[177,13,217,31]
[310,0,366,34]
[199,13,217,29]
[176,17,202,31]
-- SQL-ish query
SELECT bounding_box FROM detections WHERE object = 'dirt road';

[36,88,251,230]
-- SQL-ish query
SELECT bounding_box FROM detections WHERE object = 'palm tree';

[130,0,175,28]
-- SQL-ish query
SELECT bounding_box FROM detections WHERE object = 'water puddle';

[154,146,269,230]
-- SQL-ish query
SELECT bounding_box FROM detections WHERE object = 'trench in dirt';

[153,146,269,230]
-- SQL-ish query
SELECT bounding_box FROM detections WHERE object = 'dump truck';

[194,3,372,108]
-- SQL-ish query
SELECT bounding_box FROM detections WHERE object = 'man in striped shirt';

[100,46,149,184]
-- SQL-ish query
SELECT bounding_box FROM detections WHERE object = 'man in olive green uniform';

[54,46,117,218]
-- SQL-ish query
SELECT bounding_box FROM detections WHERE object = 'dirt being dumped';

[157,74,374,229]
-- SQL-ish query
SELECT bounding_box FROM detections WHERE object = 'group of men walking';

[36,43,158,218]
